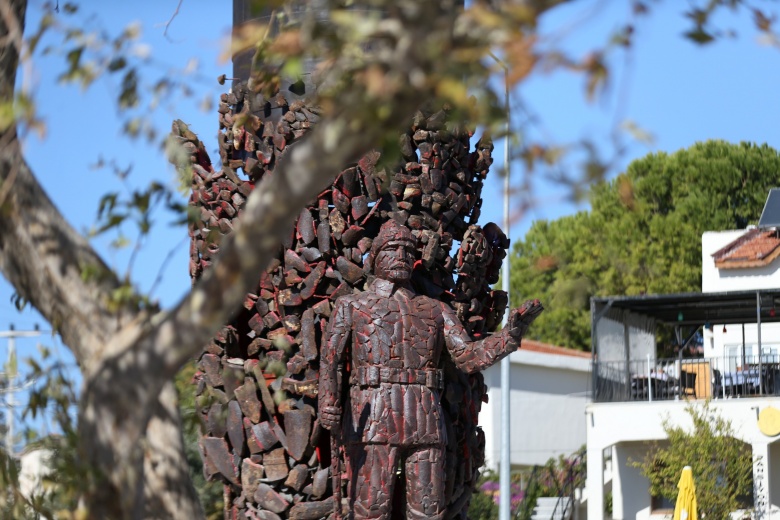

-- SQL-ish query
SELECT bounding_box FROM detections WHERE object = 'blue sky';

[2,1,780,380]
[484,1,780,237]
[1,1,229,438]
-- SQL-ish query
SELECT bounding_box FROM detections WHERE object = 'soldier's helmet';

[367,220,416,271]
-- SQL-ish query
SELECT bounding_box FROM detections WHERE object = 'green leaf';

[280,57,303,81]
[65,46,83,69]
[107,57,127,72]
[124,117,141,137]
[37,344,51,360]
[119,69,140,109]
[97,192,119,219]
[110,235,131,249]
[684,28,715,44]
[93,213,128,236]
[0,100,15,131]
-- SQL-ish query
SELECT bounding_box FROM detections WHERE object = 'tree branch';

[0,143,134,364]
[161,0,184,42]
[0,4,204,518]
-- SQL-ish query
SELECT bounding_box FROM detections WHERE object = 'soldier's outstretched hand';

[507,299,544,339]
[320,405,342,431]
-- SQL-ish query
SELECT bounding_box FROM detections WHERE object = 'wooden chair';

[679,371,697,398]
[711,368,723,398]
[631,377,648,400]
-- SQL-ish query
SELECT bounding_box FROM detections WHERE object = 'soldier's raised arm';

[319,297,353,431]
[443,299,544,374]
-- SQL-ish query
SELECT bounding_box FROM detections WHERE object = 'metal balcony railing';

[592,355,780,403]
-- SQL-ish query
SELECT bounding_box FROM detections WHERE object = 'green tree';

[511,141,780,350]
[632,403,754,520]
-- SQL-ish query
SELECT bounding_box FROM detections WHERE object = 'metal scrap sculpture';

[179,78,543,519]
[319,219,542,519]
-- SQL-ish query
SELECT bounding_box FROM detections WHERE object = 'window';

[761,345,779,363]
[650,494,674,513]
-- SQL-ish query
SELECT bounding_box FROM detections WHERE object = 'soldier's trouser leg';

[405,445,445,520]
[348,443,399,520]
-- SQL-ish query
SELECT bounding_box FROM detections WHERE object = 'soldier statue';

[319,219,543,520]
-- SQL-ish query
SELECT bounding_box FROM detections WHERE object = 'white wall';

[771,442,780,514]
[705,321,780,366]
[482,350,590,470]
[19,447,52,501]
[702,230,780,293]
[613,443,654,520]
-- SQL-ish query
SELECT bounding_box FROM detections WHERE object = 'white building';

[481,339,591,471]
[586,218,780,519]
[703,229,780,369]
[703,229,780,294]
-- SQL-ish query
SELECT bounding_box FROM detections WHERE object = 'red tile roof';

[520,339,591,358]
[712,228,780,269]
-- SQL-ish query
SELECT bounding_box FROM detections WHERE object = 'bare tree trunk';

[143,382,206,519]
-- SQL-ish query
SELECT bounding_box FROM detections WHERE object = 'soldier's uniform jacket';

[319,278,520,447]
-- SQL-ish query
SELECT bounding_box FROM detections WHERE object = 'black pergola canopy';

[592,290,780,327]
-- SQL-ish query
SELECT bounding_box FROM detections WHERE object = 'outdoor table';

[722,369,761,395]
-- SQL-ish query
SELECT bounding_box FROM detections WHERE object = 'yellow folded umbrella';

[673,466,697,520]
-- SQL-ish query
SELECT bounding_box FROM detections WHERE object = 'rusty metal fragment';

[201,436,239,486]
[226,401,245,453]
[241,458,265,499]
[263,448,289,482]
[283,410,312,461]
[286,464,309,493]
[254,483,290,514]
[288,498,333,520]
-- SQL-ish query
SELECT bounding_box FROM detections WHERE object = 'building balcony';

[592,354,780,403]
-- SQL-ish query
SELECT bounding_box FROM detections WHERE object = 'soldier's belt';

[352,366,444,390]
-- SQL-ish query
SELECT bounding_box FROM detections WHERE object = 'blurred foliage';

[632,402,754,520]
[468,447,586,520]
[11,0,780,322]
[470,468,525,518]
[0,344,87,519]
[468,470,500,520]
[513,447,586,520]
[175,362,223,520]
[0,353,224,519]
[15,1,211,310]
[510,141,780,350]
[7,0,777,278]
